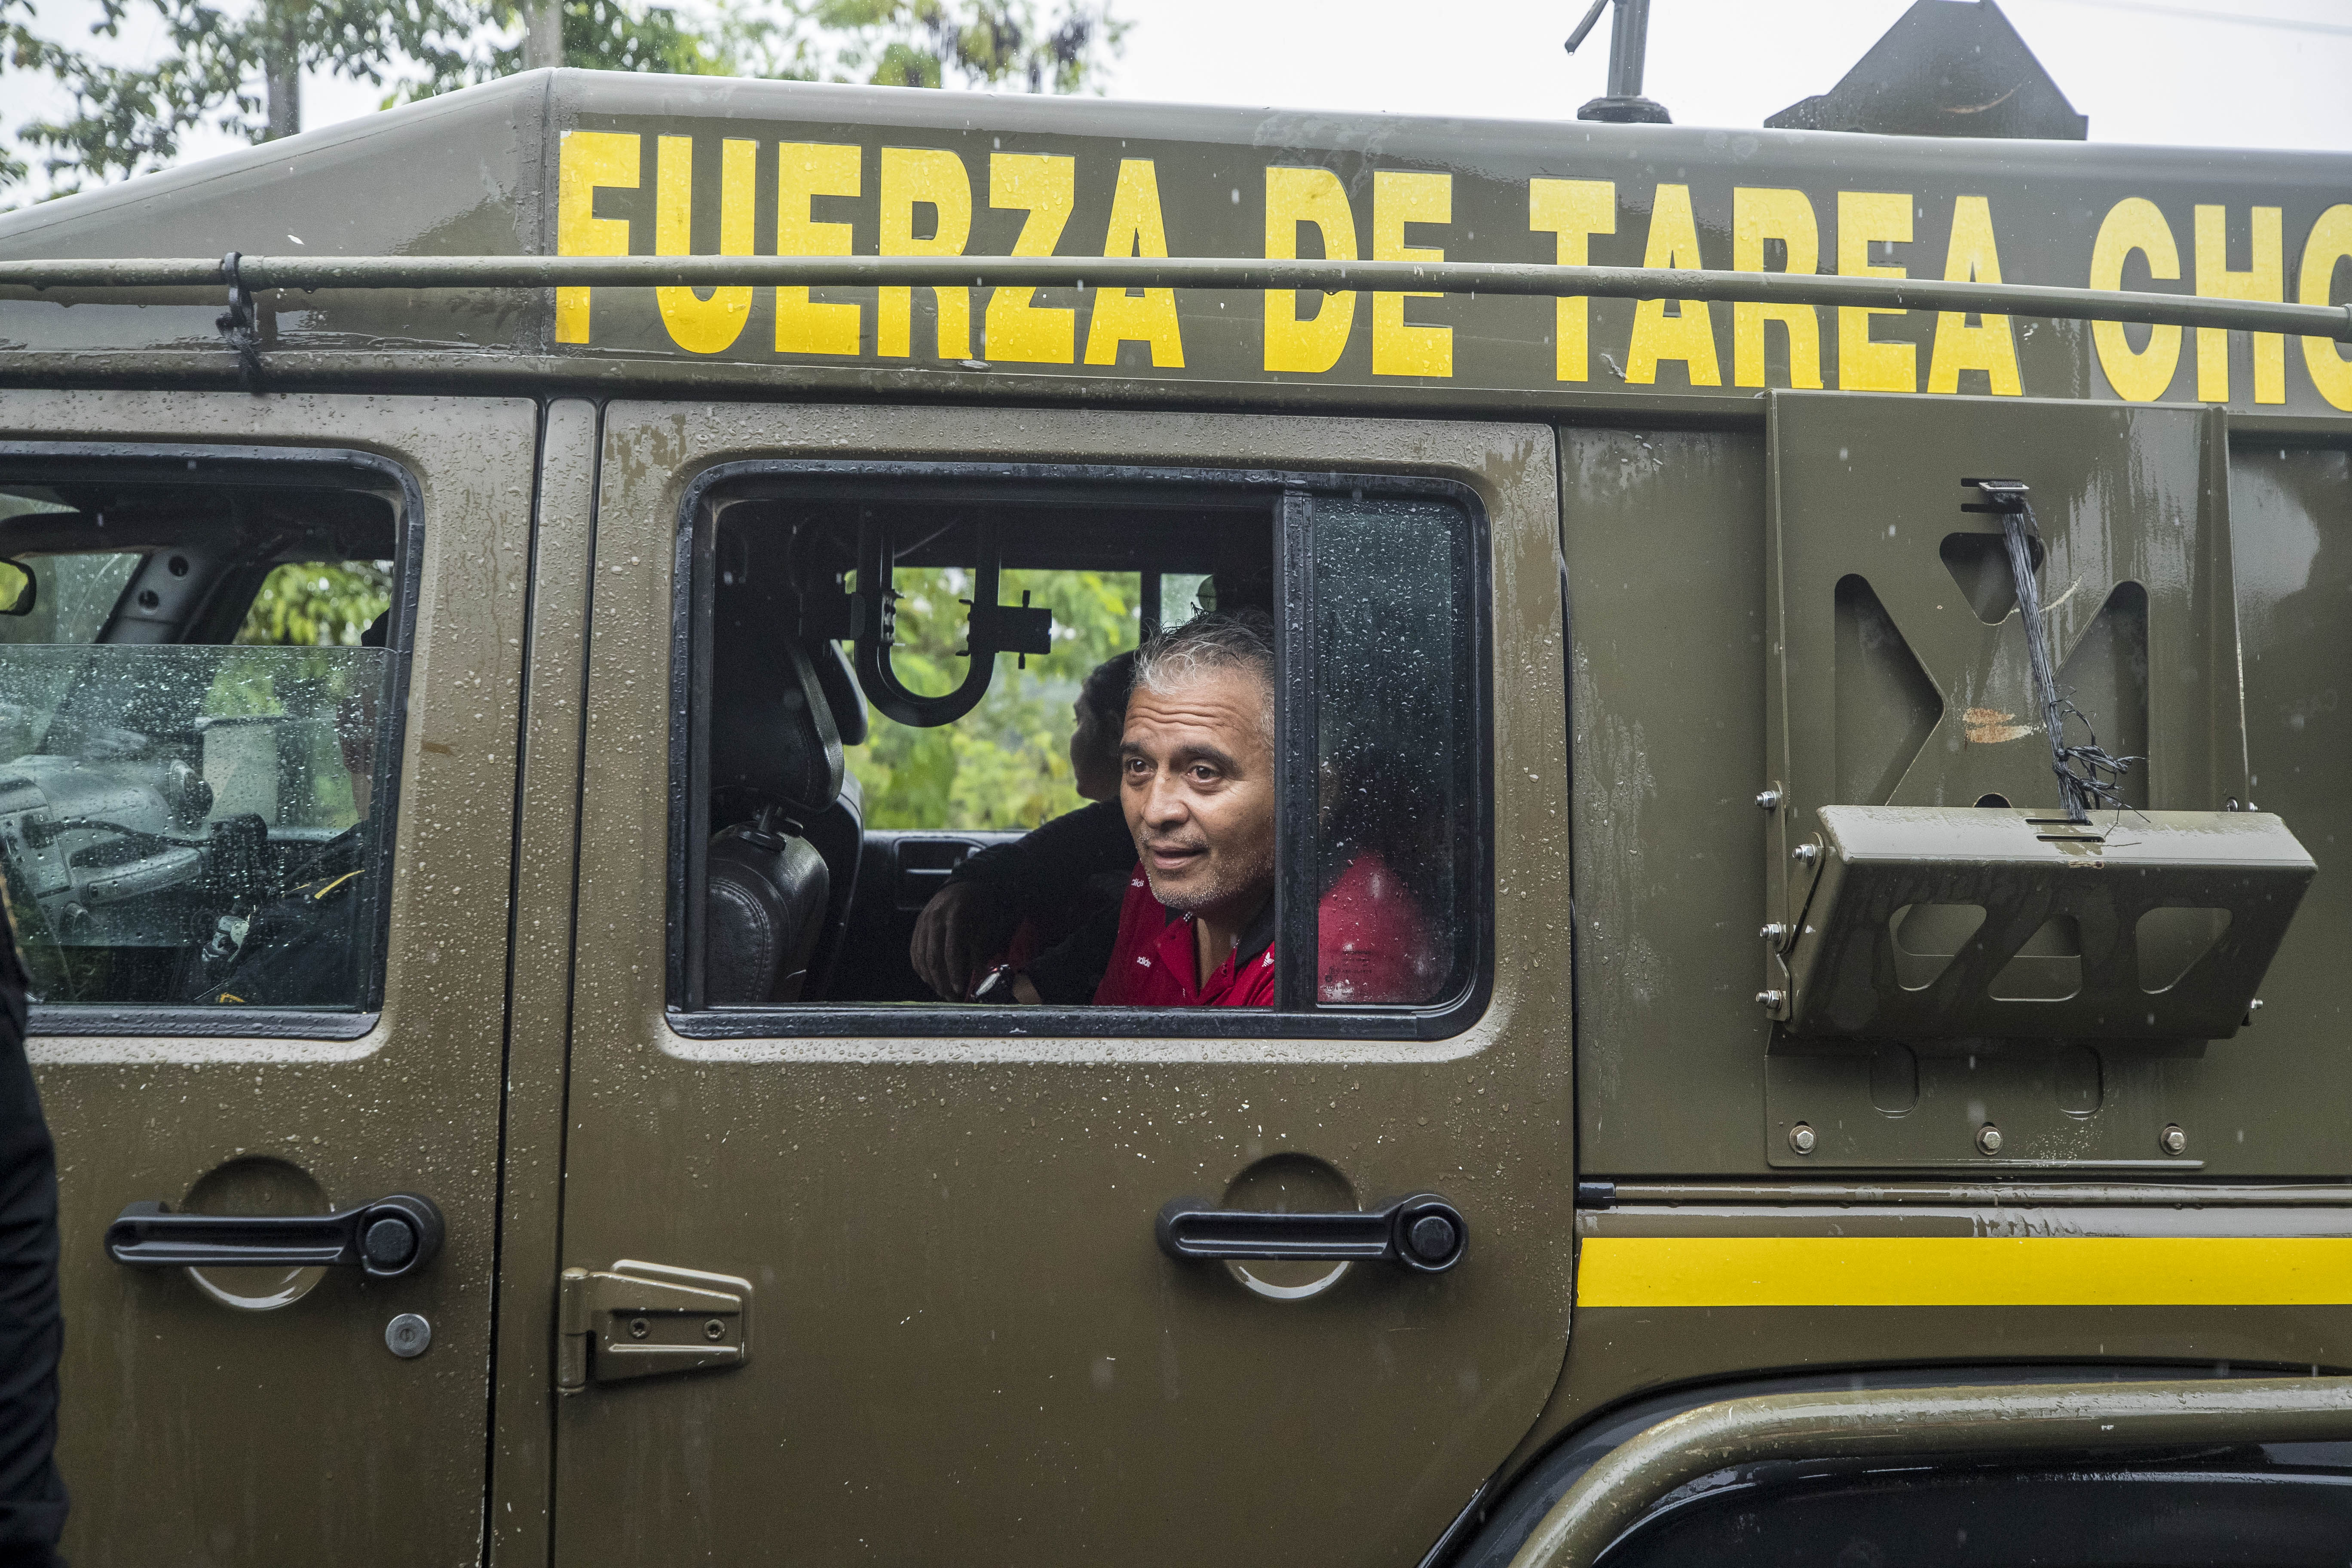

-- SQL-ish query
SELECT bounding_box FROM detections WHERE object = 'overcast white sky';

[6,0,2349,199]
[1099,0,2352,150]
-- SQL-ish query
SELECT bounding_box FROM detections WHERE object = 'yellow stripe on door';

[1575,1236,2352,1308]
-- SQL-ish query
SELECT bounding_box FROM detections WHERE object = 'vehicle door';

[0,390,540,1566]
[551,402,1575,1565]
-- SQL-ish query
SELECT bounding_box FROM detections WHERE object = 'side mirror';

[0,560,36,617]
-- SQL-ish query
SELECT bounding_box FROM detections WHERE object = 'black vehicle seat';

[797,639,868,998]
[705,639,841,1004]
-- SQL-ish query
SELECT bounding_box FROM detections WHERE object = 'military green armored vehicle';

[2,33,2351,1568]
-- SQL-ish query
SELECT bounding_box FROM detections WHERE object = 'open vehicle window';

[0,462,409,1023]
[679,469,1486,1035]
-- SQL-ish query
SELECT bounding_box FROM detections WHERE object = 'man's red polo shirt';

[1090,867,1277,1007]
[1089,854,1437,1008]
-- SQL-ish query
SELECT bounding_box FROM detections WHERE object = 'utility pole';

[525,1,565,70]
[1564,0,1671,124]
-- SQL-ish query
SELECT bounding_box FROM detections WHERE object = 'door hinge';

[556,1259,753,1393]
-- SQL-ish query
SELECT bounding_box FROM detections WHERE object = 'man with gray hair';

[932,606,1434,1009]
[1093,609,1283,1006]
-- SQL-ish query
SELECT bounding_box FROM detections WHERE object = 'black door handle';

[104,1192,444,1280]
[1156,1191,1467,1274]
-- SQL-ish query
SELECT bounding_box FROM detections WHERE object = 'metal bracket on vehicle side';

[556,1260,753,1393]
[1779,805,2313,1041]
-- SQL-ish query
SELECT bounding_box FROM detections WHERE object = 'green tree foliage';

[3,0,1121,203]
[849,567,1136,830]
[438,0,737,84]
[444,0,1124,90]
[236,561,395,646]
[2,0,485,196]
[759,0,1125,92]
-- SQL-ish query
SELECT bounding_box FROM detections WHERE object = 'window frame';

[667,459,1494,1042]
[0,441,421,1040]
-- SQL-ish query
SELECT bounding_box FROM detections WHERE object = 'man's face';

[1119,665,1276,921]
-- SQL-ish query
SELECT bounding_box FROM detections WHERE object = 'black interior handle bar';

[104,1191,444,1280]
[1155,1191,1468,1274]
[851,512,1051,728]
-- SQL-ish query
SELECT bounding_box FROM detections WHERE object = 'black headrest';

[808,638,869,747]
[710,637,843,825]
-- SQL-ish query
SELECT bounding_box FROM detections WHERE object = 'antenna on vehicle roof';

[1565,0,1672,124]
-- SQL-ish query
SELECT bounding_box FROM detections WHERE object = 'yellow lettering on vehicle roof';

[2301,204,2352,412]
[1626,184,1719,388]
[879,147,974,361]
[1838,190,1917,393]
[1528,178,1614,383]
[986,153,1078,364]
[1731,187,1821,391]
[1926,195,2021,396]
[1262,166,1357,375]
[2089,197,2182,401]
[776,142,863,358]
[655,135,755,356]
[555,130,640,346]
[2197,204,2285,405]
[1372,170,1452,379]
[1084,159,1183,369]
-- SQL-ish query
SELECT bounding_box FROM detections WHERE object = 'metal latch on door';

[556,1260,754,1393]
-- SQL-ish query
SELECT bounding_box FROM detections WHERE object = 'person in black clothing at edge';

[0,889,68,1565]
[910,649,1139,1003]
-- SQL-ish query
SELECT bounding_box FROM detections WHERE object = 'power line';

[2033,0,2352,38]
